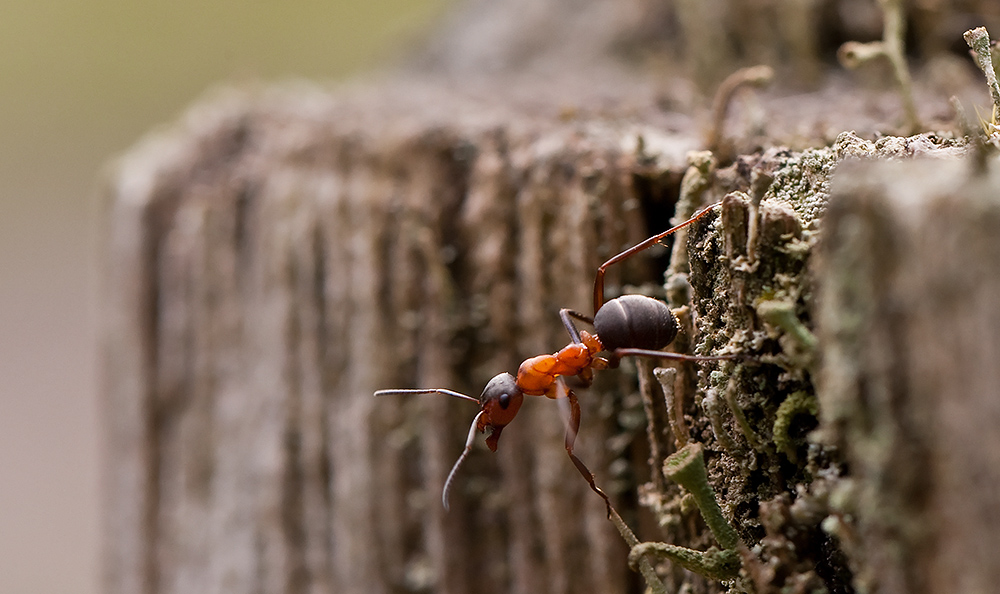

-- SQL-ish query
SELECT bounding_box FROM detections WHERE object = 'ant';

[375,202,741,510]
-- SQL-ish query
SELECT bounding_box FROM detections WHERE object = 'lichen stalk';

[637,358,669,490]
[629,542,741,581]
[703,388,743,456]
[653,366,688,448]
[662,443,741,551]
[706,65,775,155]
[756,299,818,372]
[964,27,1000,127]
[668,151,717,282]
[879,0,920,134]
[608,507,669,594]
[837,0,920,133]
[724,375,764,451]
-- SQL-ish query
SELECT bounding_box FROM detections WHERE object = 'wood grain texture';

[103,85,700,594]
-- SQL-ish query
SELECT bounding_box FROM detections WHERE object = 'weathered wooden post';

[101,2,1000,593]
[818,157,1000,594]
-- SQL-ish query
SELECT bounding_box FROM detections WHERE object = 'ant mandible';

[375,202,739,510]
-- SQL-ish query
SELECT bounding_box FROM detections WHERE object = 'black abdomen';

[593,294,678,352]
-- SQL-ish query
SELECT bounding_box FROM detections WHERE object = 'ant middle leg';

[554,382,670,592]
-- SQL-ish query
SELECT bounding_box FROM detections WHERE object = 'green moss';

[773,391,819,463]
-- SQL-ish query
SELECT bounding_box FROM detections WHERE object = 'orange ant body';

[376,203,738,509]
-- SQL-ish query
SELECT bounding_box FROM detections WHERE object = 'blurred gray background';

[0,1,447,591]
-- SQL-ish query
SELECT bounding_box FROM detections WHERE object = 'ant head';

[374,378,523,510]
[477,372,524,451]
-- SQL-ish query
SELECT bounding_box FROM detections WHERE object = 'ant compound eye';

[499,392,511,409]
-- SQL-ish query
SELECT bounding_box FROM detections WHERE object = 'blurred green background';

[0,1,448,591]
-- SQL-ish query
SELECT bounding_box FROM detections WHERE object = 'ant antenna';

[443,410,485,511]
[374,387,484,509]
[374,388,479,404]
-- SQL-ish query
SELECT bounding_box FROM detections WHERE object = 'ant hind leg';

[607,347,742,368]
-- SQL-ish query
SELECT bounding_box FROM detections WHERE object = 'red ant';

[375,203,740,510]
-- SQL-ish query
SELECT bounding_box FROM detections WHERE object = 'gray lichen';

[627,131,968,593]
[837,0,920,134]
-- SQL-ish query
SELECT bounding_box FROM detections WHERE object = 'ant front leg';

[554,378,613,515]
[553,381,670,593]
[559,308,592,345]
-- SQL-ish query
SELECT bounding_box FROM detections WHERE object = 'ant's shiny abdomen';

[594,294,678,352]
